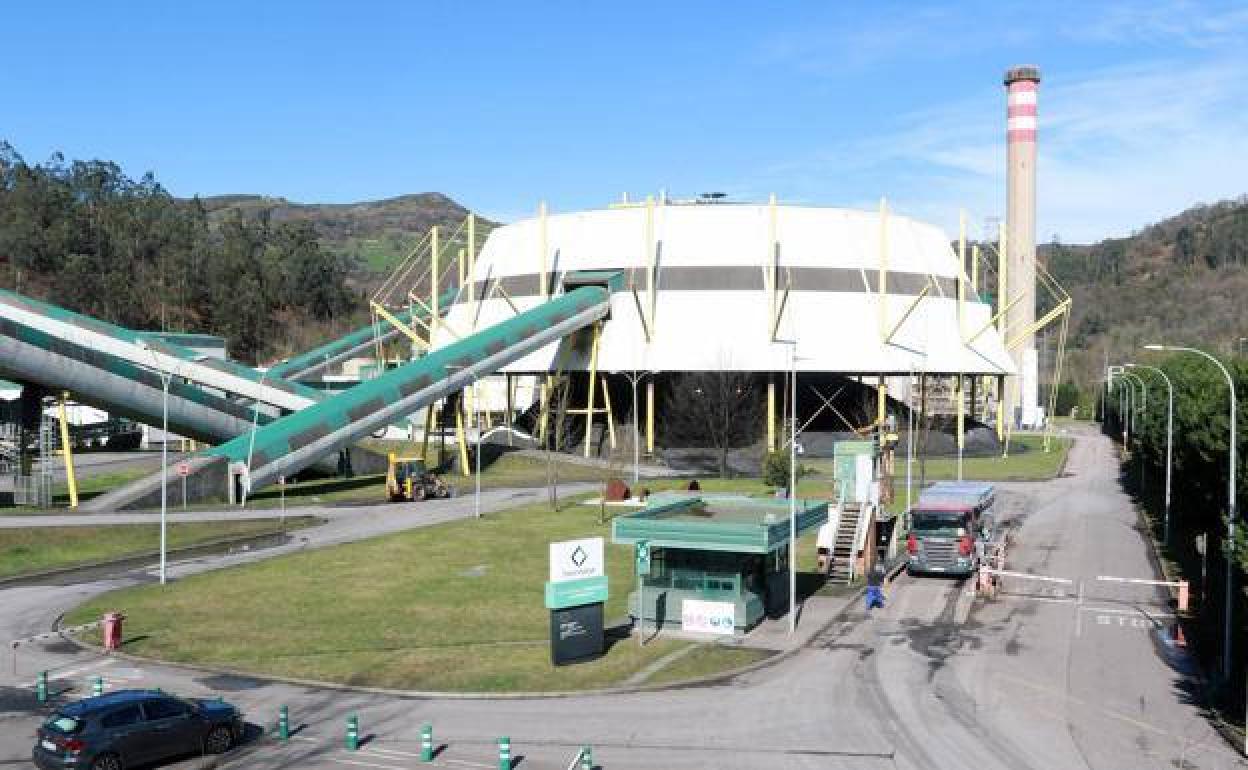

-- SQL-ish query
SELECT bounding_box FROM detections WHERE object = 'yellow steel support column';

[877,374,887,427]
[57,392,78,508]
[878,198,889,340]
[767,378,776,452]
[997,217,1008,333]
[430,225,440,341]
[420,403,434,462]
[539,201,548,300]
[505,374,514,447]
[601,375,617,449]
[971,243,980,295]
[646,379,655,454]
[583,322,602,457]
[768,193,778,337]
[538,381,549,445]
[467,213,476,299]
[956,375,965,453]
[958,209,966,335]
[454,394,470,477]
[996,375,1007,443]
[457,247,465,288]
[645,194,656,334]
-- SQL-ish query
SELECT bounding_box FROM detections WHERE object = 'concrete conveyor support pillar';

[646,379,655,455]
[505,374,514,446]
[57,392,78,508]
[767,378,776,452]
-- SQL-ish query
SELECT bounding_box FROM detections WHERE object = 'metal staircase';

[828,503,863,584]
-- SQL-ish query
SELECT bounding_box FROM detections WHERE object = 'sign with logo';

[681,599,736,635]
[549,537,604,583]
[549,602,604,666]
[177,461,190,478]
[635,540,650,576]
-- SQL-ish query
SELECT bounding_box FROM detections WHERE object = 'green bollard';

[36,671,48,703]
[91,676,103,697]
[498,736,511,770]
[580,745,593,770]
[420,723,433,762]
[346,714,359,751]
[278,705,289,741]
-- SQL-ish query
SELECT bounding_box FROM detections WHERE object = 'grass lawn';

[66,495,772,692]
[802,433,1071,484]
[0,517,321,579]
[243,451,609,509]
[644,644,774,685]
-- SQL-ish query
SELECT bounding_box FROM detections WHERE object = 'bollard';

[346,714,359,751]
[498,736,511,770]
[580,745,593,769]
[421,723,433,762]
[278,705,289,742]
[91,676,103,697]
[36,671,47,703]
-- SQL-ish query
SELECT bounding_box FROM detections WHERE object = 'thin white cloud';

[749,53,1248,243]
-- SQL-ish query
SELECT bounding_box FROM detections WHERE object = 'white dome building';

[429,200,1013,456]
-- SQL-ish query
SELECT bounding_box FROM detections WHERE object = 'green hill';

[1041,196,1248,404]
[199,193,498,272]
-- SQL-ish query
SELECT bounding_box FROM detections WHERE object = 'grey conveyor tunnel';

[92,280,614,510]
[0,289,369,480]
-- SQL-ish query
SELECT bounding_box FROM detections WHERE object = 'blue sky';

[4,0,1247,242]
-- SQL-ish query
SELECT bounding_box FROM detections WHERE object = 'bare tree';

[664,368,763,477]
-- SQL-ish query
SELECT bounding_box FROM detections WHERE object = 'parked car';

[32,689,243,770]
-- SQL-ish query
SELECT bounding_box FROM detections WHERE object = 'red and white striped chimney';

[1005,65,1040,427]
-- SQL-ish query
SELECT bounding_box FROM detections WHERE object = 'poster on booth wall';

[681,599,736,635]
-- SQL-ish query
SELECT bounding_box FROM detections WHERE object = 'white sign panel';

[549,537,604,583]
[681,599,736,635]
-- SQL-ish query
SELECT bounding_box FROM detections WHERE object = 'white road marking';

[442,760,495,769]
[329,758,405,770]
[364,747,423,759]
[1078,605,1173,618]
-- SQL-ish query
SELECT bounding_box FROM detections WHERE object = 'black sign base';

[549,602,605,666]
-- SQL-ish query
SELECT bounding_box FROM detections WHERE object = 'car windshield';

[912,511,969,531]
[45,714,81,734]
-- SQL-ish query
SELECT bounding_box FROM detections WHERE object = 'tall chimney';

[1005,65,1040,427]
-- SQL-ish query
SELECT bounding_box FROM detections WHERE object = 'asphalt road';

[1,427,1244,769]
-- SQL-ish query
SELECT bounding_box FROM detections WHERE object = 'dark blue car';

[32,689,243,770]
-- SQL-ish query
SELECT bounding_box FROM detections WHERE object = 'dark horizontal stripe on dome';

[458,266,960,303]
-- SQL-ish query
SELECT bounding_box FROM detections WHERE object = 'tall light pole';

[474,378,482,520]
[787,340,797,635]
[1128,363,1173,545]
[137,342,196,585]
[622,371,654,487]
[1146,344,1237,688]
[1121,371,1149,494]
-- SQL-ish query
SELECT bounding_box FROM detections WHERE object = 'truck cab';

[905,481,995,577]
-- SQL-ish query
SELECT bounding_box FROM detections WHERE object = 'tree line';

[1102,354,1247,694]
[0,142,359,363]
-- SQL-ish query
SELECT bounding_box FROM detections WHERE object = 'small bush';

[762,451,791,488]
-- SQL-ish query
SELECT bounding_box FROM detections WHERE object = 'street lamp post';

[1145,344,1237,691]
[1128,363,1174,545]
[788,341,797,635]
[1122,371,1149,495]
[474,379,482,520]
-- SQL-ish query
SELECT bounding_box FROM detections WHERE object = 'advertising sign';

[681,599,736,635]
[549,537,604,583]
[549,602,604,665]
[635,540,650,576]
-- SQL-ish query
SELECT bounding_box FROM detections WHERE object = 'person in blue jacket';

[865,562,887,610]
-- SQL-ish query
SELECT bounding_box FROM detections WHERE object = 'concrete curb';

[60,584,872,701]
[0,525,319,590]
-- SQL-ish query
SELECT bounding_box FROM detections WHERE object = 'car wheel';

[90,754,122,770]
[204,725,233,754]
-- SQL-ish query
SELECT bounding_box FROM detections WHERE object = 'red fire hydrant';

[102,612,125,651]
